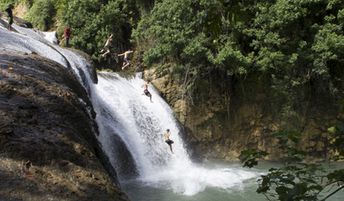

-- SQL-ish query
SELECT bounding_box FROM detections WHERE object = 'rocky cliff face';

[0,51,128,201]
[147,69,343,161]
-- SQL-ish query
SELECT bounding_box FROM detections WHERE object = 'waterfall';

[94,72,191,175]
[0,23,259,196]
[93,72,258,195]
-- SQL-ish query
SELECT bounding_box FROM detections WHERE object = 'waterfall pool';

[122,162,263,201]
[123,179,262,201]
[122,161,344,201]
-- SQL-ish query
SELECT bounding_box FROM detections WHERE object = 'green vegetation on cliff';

[240,123,344,201]
[3,0,343,87]
[134,1,344,164]
[135,0,344,107]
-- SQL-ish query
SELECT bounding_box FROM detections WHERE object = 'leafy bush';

[133,0,256,101]
[0,0,15,11]
[25,0,56,31]
[240,125,344,201]
[61,0,138,59]
[11,0,139,62]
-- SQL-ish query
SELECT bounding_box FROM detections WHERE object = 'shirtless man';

[164,129,174,153]
[100,34,114,57]
[143,81,152,102]
[118,50,133,70]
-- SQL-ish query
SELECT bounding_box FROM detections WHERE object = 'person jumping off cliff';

[100,34,114,58]
[5,4,14,31]
[164,129,174,153]
[118,50,133,70]
[142,81,152,102]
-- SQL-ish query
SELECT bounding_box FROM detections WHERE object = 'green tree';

[134,0,255,101]
[25,0,56,30]
[240,125,344,201]
[134,0,344,109]
[135,2,344,199]
[17,0,140,62]
[62,0,139,60]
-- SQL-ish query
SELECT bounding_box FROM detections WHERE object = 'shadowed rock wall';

[148,69,343,161]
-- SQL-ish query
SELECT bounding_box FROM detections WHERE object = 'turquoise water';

[122,162,344,201]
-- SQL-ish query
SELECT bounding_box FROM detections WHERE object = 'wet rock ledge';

[0,51,129,201]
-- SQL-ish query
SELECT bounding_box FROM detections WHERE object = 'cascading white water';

[94,72,258,195]
[0,22,259,196]
[94,72,191,174]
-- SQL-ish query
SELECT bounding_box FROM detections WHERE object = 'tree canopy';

[134,0,343,95]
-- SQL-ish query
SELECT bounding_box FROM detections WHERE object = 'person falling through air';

[164,129,174,153]
[100,34,114,58]
[118,50,133,70]
[143,81,152,102]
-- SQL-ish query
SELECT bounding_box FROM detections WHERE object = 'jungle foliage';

[134,0,344,105]
[135,1,344,200]
[240,122,344,201]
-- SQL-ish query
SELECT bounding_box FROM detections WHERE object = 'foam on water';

[140,166,258,195]
[43,31,58,44]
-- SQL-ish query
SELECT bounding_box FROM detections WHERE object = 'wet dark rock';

[0,51,129,201]
[110,134,138,179]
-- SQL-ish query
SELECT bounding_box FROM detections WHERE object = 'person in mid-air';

[5,4,14,31]
[142,81,152,102]
[100,34,114,58]
[164,129,174,153]
[118,50,133,70]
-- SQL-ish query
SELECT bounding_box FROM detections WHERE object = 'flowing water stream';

[93,72,259,196]
[1,22,343,201]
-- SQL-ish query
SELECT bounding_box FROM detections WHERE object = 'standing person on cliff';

[5,4,14,31]
[164,129,174,153]
[64,26,71,47]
